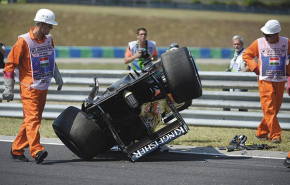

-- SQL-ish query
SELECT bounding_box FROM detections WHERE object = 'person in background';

[224,35,250,111]
[242,20,290,144]
[2,8,63,164]
[226,35,249,73]
[0,43,6,68]
[124,27,158,70]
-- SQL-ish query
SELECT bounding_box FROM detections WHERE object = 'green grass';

[1,117,289,152]
[1,4,290,48]
[56,62,228,71]
[56,63,127,70]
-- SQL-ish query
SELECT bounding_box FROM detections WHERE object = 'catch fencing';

[0,69,289,129]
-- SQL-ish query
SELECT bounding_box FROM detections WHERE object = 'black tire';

[177,100,192,112]
[161,47,202,103]
[52,106,112,160]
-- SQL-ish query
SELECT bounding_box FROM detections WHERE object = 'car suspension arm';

[96,105,134,161]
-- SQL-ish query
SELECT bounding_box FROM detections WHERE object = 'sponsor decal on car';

[158,126,186,145]
[131,126,187,161]
[131,141,159,161]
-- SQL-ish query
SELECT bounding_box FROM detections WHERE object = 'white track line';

[0,139,285,160]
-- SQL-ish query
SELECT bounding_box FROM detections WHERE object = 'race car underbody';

[52,47,202,162]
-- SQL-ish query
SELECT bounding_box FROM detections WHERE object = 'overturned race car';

[52,47,202,162]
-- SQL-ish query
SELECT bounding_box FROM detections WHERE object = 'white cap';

[34,9,58,25]
[260,20,281,34]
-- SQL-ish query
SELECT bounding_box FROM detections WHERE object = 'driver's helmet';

[169,43,179,51]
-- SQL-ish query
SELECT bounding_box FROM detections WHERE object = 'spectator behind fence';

[243,20,290,144]
[223,35,250,111]
[124,27,158,70]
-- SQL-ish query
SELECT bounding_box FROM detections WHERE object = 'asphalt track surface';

[1,138,289,185]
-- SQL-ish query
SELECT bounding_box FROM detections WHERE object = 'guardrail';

[1,69,289,129]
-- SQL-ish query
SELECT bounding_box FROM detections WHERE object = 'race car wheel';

[52,106,112,160]
[161,47,202,103]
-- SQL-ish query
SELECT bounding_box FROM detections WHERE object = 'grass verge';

[0,117,289,152]
[1,4,290,47]
[56,62,228,71]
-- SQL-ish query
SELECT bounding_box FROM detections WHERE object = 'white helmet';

[34,9,58,25]
[260,20,281,34]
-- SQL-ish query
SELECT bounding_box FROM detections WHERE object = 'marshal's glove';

[88,75,99,101]
[53,66,63,91]
[286,76,290,96]
[2,78,15,102]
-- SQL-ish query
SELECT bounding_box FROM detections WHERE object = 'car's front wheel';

[161,47,202,103]
[52,106,113,160]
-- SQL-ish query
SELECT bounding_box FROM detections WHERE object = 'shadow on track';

[45,150,251,164]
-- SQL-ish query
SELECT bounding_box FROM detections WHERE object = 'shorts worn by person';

[224,35,250,112]
[3,8,63,164]
[242,20,290,144]
[124,27,158,70]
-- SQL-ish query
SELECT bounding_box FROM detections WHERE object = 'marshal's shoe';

[35,150,48,164]
[10,150,29,162]
[271,138,281,144]
[283,157,290,168]
[255,134,269,141]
